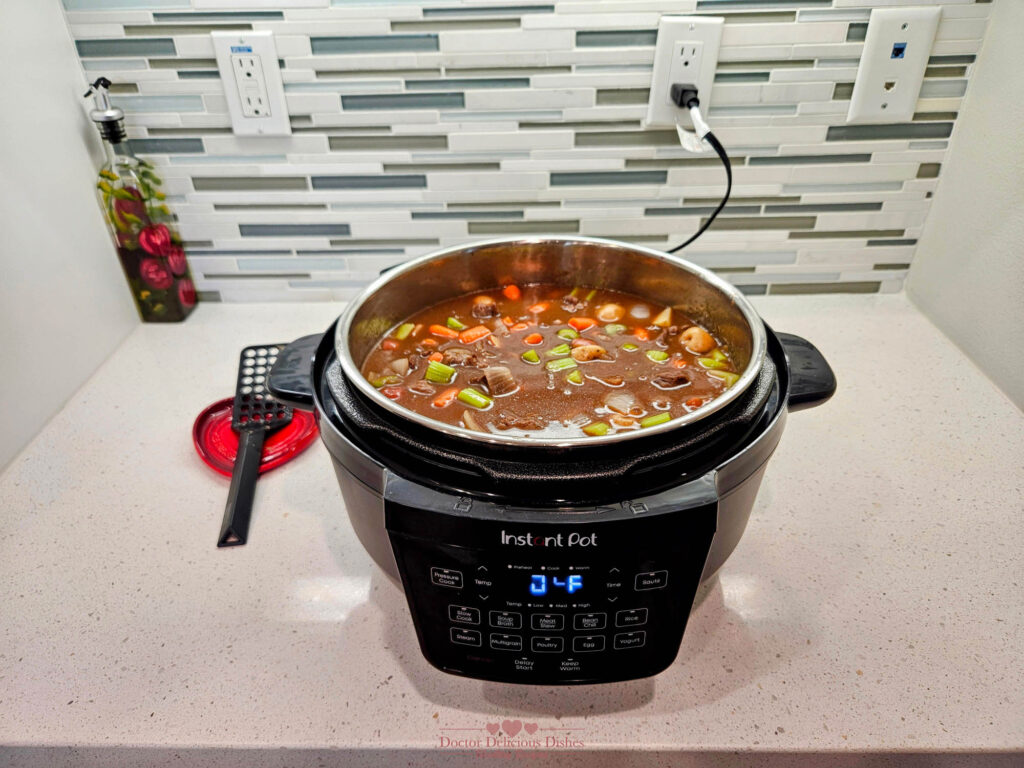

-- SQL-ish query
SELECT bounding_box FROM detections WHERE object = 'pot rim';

[334,236,767,448]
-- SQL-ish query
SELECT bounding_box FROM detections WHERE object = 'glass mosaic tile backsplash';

[62,0,992,302]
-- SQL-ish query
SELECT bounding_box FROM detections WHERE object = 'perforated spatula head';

[232,345,294,432]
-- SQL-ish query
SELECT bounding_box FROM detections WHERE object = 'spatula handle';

[217,429,265,547]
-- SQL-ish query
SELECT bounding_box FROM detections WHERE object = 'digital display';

[529,573,582,596]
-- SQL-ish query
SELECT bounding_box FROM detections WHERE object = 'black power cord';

[664,85,732,255]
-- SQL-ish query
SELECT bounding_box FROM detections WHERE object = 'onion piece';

[604,390,643,416]
[461,410,484,431]
[629,304,650,320]
[390,358,410,376]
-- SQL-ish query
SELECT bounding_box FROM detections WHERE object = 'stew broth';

[360,284,739,439]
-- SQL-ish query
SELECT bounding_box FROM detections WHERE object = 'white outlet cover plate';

[847,7,941,125]
[645,16,723,129]
[197,0,326,8]
[212,30,291,137]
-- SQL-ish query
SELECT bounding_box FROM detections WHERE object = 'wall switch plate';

[212,30,291,137]
[645,16,723,129]
[847,7,941,125]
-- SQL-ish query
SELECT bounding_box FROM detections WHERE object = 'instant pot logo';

[500,530,598,547]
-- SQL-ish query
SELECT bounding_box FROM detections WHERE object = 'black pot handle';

[267,333,321,411]
[777,332,836,412]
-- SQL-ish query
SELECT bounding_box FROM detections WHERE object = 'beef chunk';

[652,369,691,389]
[408,380,436,396]
[494,411,546,431]
[560,294,585,312]
[442,347,480,367]
[472,295,499,319]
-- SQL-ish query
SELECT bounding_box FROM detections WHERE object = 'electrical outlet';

[645,16,723,129]
[212,31,291,137]
[847,7,941,124]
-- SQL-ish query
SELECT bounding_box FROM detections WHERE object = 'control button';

[634,570,668,591]
[490,633,523,652]
[531,636,564,653]
[489,611,522,629]
[531,613,564,631]
[573,612,607,631]
[627,501,648,515]
[431,567,463,589]
[615,608,648,627]
[450,627,482,647]
[449,605,481,625]
[453,497,473,513]
[572,635,605,653]
[614,631,646,650]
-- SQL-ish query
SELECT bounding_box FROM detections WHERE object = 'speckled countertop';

[1,294,1021,768]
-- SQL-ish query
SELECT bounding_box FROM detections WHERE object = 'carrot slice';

[421,338,437,347]
[459,325,492,344]
[433,387,459,408]
[502,316,515,328]
[633,327,651,341]
[429,324,458,339]
[503,284,521,300]
[381,387,402,400]
[685,397,704,408]
[670,357,687,368]
[510,322,530,333]
[381,339,400,350]
[527,302,549,314]
[523,332,543,345]
[568,317,597,332]
[428,352,444,362]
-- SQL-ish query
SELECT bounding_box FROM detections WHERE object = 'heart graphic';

[485,722,499,735]
[502,719,522,737]
[524,722,539,735]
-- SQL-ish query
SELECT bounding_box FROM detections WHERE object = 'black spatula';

[217,344,292,548]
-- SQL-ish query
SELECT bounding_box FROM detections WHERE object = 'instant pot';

[269,237,835,685]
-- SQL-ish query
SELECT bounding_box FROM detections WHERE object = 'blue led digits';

[529,574,581,595]
[530,574,547,595]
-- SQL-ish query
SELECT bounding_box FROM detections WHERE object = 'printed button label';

[431,567,464,589]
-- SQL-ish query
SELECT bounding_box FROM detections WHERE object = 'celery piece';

[370,375,401,388]
[546,343,571,357]
[605,323,627,336]
[446,316,467,331]
[708,370,740,388]
[640,412,671,428]
[546,357,578,373]
[557,327,579,340]
[394,323,415,340]
[585,288,597,301]
[566,369,583,385]
[698,357,729,370]
[646,350,669,363]
[710,348,728,363]
[521,349,540,364]
[457,387,492,409]
[622,342,639,352]
[425,359,456,384]
[583,421,610,436]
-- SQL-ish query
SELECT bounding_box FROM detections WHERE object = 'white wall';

[907,0,1024,409]
[0,1,137,470]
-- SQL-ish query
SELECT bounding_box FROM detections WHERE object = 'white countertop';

[1,294,1022,767]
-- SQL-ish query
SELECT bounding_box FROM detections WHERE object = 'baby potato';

[681,326,716,354]
[596,303,625,323]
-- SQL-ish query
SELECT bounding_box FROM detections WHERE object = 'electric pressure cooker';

[268,237,835,685]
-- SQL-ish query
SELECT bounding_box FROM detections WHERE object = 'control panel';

[384,474,717,685]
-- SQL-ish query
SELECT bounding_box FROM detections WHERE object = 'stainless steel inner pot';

[335,236,767,447]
